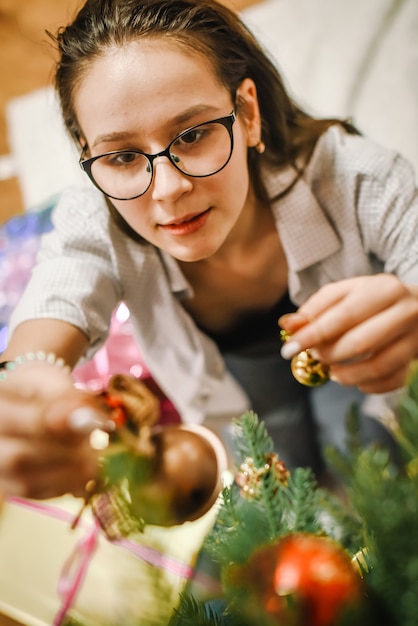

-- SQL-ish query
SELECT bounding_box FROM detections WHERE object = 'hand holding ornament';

[279,274,418,393]
[0,357,114,500]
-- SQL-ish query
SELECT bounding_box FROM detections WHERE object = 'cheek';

[221,135,250,200]
[231,121,251,175]
[111,200,151,235]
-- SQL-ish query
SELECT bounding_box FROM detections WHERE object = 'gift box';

[0,494,219,626]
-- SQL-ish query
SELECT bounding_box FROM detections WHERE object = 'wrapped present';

[0,494,219,626]
[0,378,228,626]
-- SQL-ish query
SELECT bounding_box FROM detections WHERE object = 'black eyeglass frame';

[79,111,236,201]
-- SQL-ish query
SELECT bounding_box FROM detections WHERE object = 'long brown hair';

[51,0,357,205]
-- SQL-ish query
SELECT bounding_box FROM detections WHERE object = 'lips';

[159,208,211,235]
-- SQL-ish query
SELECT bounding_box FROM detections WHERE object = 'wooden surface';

[0,615,23,626]
[0,0,80,224]
[0,0,261,225]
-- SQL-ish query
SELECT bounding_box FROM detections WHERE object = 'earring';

[254,140,265,154]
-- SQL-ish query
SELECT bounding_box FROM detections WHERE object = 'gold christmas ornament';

[125,423,227,526]
[93,422,228,538]
[236,453,289,499]
[73,374,228,538]
[280,330,330,387]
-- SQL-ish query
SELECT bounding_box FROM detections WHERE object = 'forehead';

[74,38,228,143]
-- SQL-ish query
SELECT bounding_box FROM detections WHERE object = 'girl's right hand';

[0,362,114,500]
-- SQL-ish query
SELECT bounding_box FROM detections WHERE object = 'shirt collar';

[265,165,341,271]
[158,248,193,297]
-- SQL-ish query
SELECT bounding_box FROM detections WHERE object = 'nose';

[151,157,193,202]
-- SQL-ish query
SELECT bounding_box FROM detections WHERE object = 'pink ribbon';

[7,496,200,626]
[54,520,99,626]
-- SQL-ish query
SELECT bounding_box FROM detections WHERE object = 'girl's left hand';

[279,274,418,393]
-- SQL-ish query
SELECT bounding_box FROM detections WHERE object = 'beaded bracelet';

[0,351,71,381]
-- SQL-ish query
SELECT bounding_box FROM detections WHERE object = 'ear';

[78,136,89,156]
[235,78,262,148]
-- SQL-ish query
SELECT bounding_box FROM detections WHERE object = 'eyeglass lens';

[88,119,233,200]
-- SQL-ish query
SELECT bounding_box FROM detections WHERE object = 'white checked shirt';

[9,125,418,423]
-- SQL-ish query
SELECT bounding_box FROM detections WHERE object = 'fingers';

[0,386,114,499]
[329,333,413,392]
[0,390,45,437]
[278,312,310,334]
[43,389,116,440]
[298,274,406,323]
[327,299,417,363]
[0,434,100,499]
[280,275,410,360]
[0,387,114,439]
[279,274,418,394]
[0,461,98,500]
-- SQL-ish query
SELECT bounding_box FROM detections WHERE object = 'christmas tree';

[169,370,418,626]
[65,367,418,626]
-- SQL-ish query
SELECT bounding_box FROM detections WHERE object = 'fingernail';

[69,407,116,434]
[329,373,341,384]
[280,341,301,360]
[278,313,293,325]
[278,312,309,327]
[309,348,321,361]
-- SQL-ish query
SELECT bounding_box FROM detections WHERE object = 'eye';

[180,129,202,144]
[106,151,141,166]
[97,151,150,173]
[177,125,211,146]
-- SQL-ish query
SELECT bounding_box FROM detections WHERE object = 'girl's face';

[75,38,261,262]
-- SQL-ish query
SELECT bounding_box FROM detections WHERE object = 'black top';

[197,291,296,353]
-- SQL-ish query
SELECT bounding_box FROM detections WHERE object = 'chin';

[171,250,211,263]
[167,240,220,263]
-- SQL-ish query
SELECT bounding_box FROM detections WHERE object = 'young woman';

[1,0,417,500]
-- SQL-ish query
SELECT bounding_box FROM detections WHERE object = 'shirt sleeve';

[8,187,122,355]
[356,149,418,283]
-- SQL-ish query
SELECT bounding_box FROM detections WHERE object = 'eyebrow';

[91,104,221,149]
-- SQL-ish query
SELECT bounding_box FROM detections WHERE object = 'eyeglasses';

[79,112,236,201]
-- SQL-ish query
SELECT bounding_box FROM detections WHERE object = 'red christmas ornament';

[227,533,363,626]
